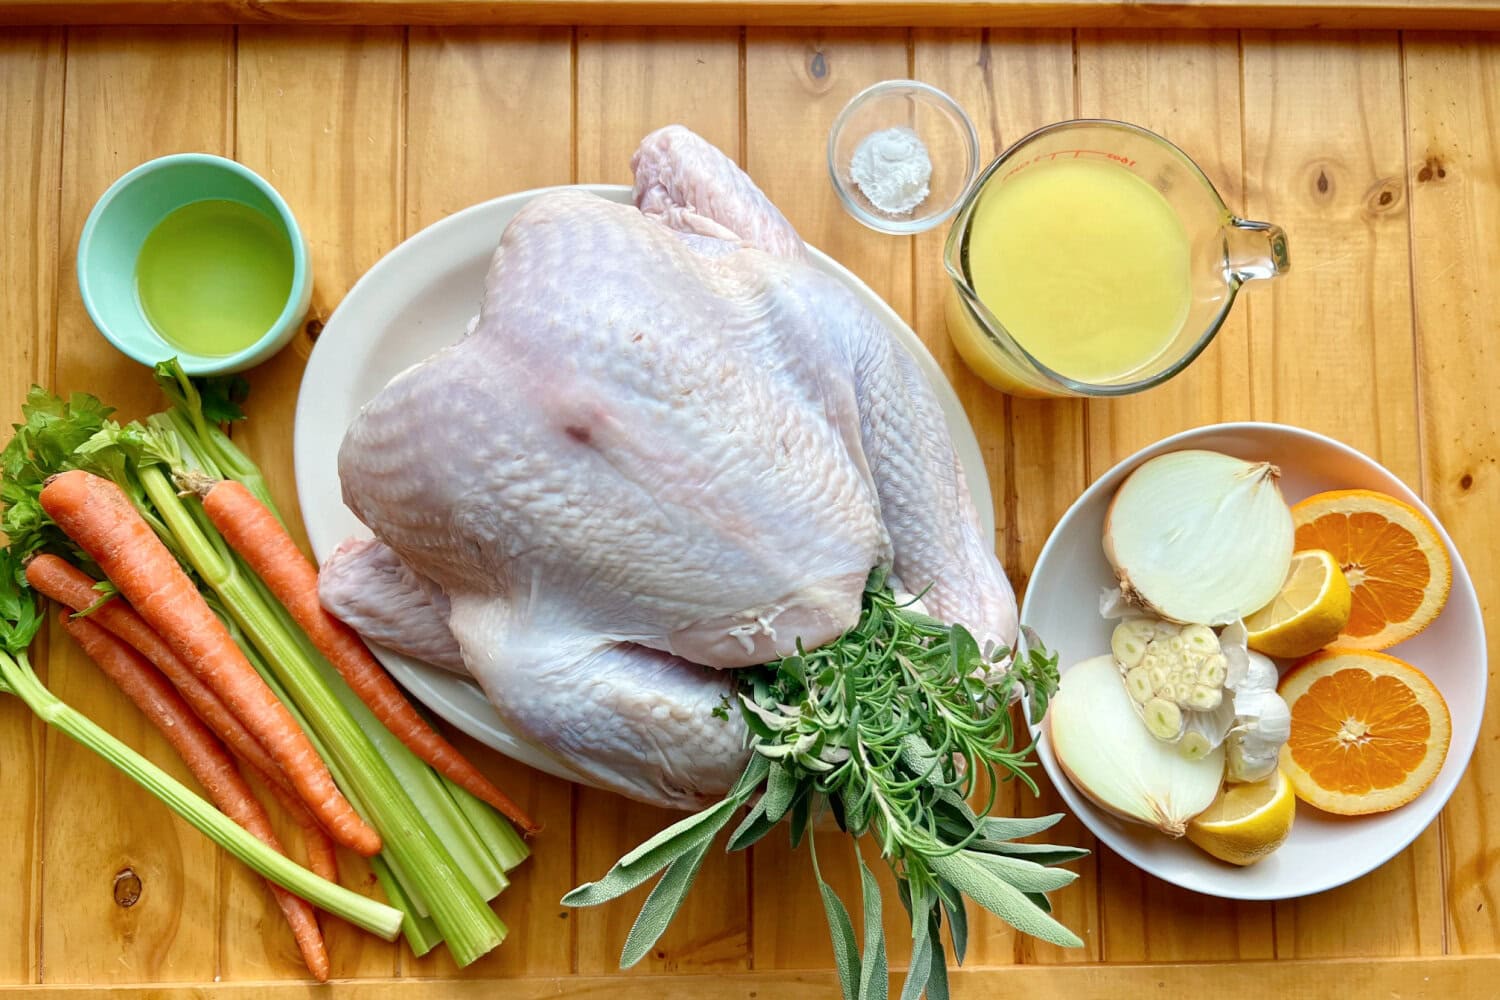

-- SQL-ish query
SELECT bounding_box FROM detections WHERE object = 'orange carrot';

[26,554,296,796]
[39,470,381,857]
[201,479,539,834]
[28,554,343,879]
[62,613,330,981]
[262,777,341,886]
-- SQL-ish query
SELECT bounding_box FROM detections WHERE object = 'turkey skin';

[325,126,1017,809]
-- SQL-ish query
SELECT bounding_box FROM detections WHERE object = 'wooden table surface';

[1,17,1497,998]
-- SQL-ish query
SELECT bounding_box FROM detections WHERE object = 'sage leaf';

[619,835,713,968]
[814,853,861,1000]
[764,760,796,823]
[1026,891,1052,914]
[966,840,1090,866]
[562,797,737,907]
[957,850,1078,893]
[788,789,812,848]
[976,813,1065,840]
[934,878,967,966]
[898,887,934,1000]
[727,797,778,853]
[857,851,887,1000]
[928,851,1082,948]
[925,929,951,1000]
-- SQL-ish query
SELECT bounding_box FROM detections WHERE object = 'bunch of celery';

[1,361,527,964]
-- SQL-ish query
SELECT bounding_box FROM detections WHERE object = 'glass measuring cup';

[943,119,1288,397]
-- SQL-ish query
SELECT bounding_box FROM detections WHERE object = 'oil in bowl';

[78,152,311,375]
[135,199,296,358]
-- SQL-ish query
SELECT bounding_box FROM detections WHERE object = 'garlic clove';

[1125,667,1154,703]
[1144,698,1183,739]
[1112,622,1149,667]
[1188,685,1222,711]
[1179,731,1213,760]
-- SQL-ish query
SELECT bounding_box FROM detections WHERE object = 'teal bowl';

[77,153,312,376]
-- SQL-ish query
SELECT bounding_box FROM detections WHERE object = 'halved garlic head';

[1112,619,1229,738]
[1104,450,1295,626]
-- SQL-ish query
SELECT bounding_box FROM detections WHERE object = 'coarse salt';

[849,126,932,217]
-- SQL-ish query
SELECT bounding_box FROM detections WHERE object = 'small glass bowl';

[828,80,979,235]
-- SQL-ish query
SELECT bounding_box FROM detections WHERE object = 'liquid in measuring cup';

[962,156,1192,384]
[945,120,1287,397]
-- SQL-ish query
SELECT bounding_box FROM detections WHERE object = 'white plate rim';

[1021,420,1487,901]
[293,182,995,787]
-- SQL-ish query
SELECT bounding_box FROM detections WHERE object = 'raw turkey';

[324,126,1018,809]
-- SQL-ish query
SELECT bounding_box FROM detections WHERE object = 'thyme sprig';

[564,570,1085,998]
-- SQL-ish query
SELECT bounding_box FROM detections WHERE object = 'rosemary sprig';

[563,570,1085,998]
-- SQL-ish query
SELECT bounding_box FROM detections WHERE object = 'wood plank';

[910,27,1096,966]
[1240,30,1441,959]
[4,955,1500,998]
[0,26,63,989]
[571,27,750,976]
[577,26,742,182]
[229,25,405,981]
[6,0,1500,32]
[742,27,918,971]
[402,24,577,980]
[44,26,233,985]
[1403,31,1500,955]
[1075,29,1272,963]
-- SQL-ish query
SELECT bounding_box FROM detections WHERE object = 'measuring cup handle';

[1225,217,1290,283]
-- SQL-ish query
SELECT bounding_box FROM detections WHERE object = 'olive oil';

[135,199,294,357]
[963,158,1192,384]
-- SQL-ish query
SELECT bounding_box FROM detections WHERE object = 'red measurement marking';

[1000,148,1138,182]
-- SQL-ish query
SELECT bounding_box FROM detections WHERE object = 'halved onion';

[1104,450,1294,626]
[1049,655,1224,837]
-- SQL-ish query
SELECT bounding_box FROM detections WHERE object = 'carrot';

[26,554,296,795]
[62,613,330,981]
[201,479,539,834]
[39,470,381,857]
[262,777,341,886]
[28,555,344,879]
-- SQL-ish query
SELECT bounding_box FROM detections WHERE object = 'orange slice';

[1291,489,1451,650]
[1277,650,1450,815]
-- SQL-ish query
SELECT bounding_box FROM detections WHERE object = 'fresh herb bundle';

[564,571,1085,998]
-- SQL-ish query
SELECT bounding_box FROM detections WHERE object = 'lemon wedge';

[1186,770,1295,866]
[1244,549,1352,659]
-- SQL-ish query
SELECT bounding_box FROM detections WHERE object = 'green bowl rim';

[76,151,310,376]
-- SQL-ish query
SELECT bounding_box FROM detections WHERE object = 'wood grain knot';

[1315,169,1331,196]
[800,46,833,94]
[112,867,142,908]
[305,318,325,341]
[1460,473,1474,490]
[1364,178,1403,216]
[1416,156,1447,183]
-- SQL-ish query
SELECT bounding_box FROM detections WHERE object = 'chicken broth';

[964,158,1192,384]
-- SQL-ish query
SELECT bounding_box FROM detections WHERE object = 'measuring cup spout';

[1225,217,1290,284]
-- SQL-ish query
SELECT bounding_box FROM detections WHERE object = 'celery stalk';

[220,614,435,919]
[0,651,402,941]
[137,466,506,965]
[444,777,530,873]
[239,567,510,902]
[371,854,443,957]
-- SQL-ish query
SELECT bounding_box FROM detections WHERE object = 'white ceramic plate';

[1023,422,1486,900]
[293,183,994,787]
